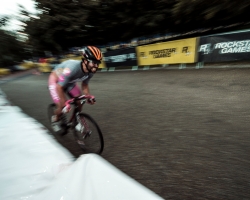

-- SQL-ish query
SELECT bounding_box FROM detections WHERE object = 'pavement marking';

[101,68,108,72]
[132,66,138,71]
[179,63,186,69]
[108,67,115,72]
[196,62,204,69]
[96,64,250,73]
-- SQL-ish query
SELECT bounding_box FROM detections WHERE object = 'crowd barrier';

[136,38,197,65]
[0,88,164,200]
[3,29,250,75]
[198,30,250,62]
[102,29,250,69]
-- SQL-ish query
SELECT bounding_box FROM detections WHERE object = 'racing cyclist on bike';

[48,46,102,131]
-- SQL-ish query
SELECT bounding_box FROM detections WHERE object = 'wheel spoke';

[74,113,104,154]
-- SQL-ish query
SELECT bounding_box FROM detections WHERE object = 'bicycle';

[48,95,104,154]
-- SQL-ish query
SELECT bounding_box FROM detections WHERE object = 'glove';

[87,96,96,104]
[62,104,71,113]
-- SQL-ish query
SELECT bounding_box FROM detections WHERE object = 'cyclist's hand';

[62,104,71,113]
[87,96,96,105]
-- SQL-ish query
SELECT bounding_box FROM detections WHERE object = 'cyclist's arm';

[81,74,93,95]
[82,82,95,105]
[82,82,90,95]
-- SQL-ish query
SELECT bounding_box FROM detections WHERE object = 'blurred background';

[1,0,250,74]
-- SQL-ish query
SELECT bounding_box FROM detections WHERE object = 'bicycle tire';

[47,103,68,136]
[73,113,104,154]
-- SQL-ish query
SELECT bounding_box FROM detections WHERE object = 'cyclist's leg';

[67,84,83,110]
[67,83,81,98]
[67,84,84,130]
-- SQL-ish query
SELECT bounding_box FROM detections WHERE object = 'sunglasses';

[87,59,101,65]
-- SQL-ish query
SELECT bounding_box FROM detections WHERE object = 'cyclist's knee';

[54,105,63,118]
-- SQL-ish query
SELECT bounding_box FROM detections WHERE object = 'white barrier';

[0,89,164,200]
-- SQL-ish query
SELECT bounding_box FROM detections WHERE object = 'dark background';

[103,47,137,67]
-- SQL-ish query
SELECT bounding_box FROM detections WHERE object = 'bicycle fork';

[76,113,91,138]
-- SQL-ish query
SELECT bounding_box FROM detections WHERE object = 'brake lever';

[87,98,96,103]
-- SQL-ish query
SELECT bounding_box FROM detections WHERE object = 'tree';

[0,29,30,68]
[24,0,97,53]
[172,0,250,30]
[22,0,250,54]
[0,16,9,27]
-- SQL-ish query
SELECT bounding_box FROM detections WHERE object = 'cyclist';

[48,46,102,131]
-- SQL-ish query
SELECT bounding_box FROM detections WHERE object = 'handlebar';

[62,95,95,113]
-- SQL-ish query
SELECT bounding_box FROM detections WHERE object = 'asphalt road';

[1,68,250,200]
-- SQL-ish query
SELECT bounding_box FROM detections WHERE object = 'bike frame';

[64,95,94,129]
[49,94,103,154]
[67,100,85,128]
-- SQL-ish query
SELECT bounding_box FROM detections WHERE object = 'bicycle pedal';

[52,123,61,132]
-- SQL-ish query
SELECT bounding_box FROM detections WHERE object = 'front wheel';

[73,113,104,155]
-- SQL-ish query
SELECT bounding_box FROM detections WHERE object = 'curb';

[0,69,35,85]
[98,63,250,72]
[98,66,167,72]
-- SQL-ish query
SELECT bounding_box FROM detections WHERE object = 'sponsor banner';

[103,48,137,67]
[136,38,197,65]
[99,60,106,68]
[198,31,250,62]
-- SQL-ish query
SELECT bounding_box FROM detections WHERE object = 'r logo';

[199,44,212,54]
[182,46,190,55]
[140,52,147,58]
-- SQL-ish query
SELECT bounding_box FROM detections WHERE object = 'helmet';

[82,46,102,62]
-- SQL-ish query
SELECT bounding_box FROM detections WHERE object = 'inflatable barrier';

[0,89,164,200]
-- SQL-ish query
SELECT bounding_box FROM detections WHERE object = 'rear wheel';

[73,113,104,154]
[47,103,68,136]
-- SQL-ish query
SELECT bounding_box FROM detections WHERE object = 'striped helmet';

[83,46,102,61]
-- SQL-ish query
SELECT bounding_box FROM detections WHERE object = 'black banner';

[198,31,250,62]
[103,48,137,67]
